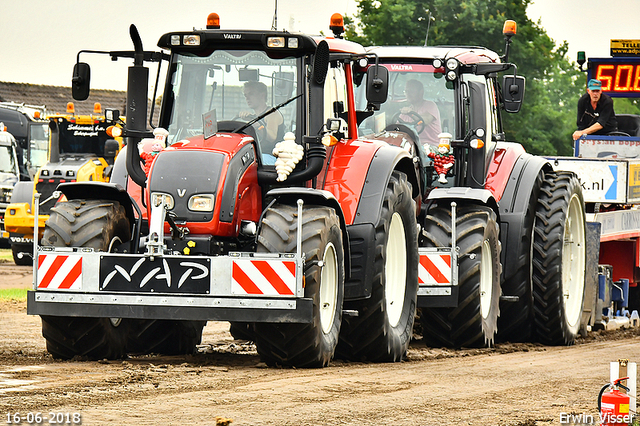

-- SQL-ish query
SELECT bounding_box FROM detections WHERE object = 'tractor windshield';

[356,63,456,148]
[165,50,300,156]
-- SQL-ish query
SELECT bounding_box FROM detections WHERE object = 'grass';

[0,248,12,262]
[0,288,28,301]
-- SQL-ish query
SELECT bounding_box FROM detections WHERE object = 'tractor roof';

[367,46,501,65]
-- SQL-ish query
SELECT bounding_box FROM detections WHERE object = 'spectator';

[572,79,618,140]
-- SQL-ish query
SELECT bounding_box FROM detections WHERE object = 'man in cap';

[572,78,618,140]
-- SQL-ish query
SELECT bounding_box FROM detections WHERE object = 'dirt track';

[2,262,640,425]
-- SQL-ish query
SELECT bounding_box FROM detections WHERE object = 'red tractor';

[354,21,588,347]
[27,14,420,366]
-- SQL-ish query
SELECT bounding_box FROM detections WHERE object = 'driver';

[399,79,442,146]
[241,81,285,159]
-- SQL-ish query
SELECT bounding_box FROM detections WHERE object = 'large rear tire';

[496,172,543,342]
[253,204,344,368]
[336,171,418,362]
[124,320,206,355]
[40,200,131,360]
[420,204,501,348]
[228,322,256,341]
[532,171,586,345]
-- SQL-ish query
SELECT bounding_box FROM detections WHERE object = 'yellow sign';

[611,40,640,56]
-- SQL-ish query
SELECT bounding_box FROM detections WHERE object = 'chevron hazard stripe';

[231,259,296,296]
[418,253,451,285]
[37,254,82,290]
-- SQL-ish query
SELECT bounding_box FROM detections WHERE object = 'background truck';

[0,124,21,245]
[354,20,588,347]
[547,40,640,331]
[5,102,122,265]
[0,102,49,180]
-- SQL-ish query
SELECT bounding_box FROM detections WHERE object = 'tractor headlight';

[446,58,459,70]
[267,37,286,48]
[151,192,175,210]
[445,58,460,81]
[188,194,215,212]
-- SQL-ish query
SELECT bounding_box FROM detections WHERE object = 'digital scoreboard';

[588,57,640,97]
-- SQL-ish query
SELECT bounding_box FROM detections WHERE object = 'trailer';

[549,39,640,330]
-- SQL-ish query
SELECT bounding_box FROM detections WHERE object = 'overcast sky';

[1,0,637,92]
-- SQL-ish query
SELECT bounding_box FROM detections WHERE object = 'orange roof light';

[66,102,75,114]
[93,102,102,114]
[207,13,220,29]
[503,20,517,37]
[329,13,344,38]
[34,111,41,119]
[330,13,344,28]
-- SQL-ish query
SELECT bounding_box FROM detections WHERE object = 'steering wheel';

[391,110,426,135]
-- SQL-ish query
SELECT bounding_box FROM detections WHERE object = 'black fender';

[10,181,35,207]
[109,144,130,189]
[56,181,138,232]
[265,187,351,280]
[345,145,418,301]
[495,153,552,284]
[425,187,499,215]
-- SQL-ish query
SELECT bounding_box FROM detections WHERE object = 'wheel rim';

[320,242,338,334]
[480,239,493,320]
[385,212,407,328]
[562,193,586,327]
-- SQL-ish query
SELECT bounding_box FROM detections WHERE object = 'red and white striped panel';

[37,254,82,290]
[231,259,296,296]
[418,253,451,285]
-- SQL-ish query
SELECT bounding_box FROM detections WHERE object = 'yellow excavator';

[5,102,123,264]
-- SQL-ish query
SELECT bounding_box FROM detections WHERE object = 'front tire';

[420,204,501,348]
[253,204,344,368]
[336,171,418,362]
[40,200,131,360]
[533,171,586,345]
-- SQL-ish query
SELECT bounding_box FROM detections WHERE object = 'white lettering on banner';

[389,64,414,71]
[102,258,209,289]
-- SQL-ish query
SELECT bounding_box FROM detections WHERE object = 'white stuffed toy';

[272,132,304,182]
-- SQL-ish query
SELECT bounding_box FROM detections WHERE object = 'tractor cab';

[355,22,525,193]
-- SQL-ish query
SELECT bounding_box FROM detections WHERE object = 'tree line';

[344,0,640,156]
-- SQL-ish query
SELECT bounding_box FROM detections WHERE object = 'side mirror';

[502,75,525,113]
[72,62,91,101]
[366,65,389,109]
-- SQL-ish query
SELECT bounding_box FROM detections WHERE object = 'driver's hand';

[400,107,411,114]
[239,111,255,119]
